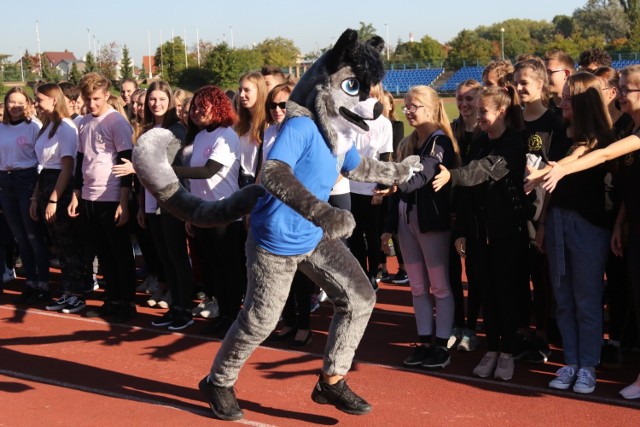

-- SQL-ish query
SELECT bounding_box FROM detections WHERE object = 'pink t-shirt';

[0,120,41,170]
[35,118,78,169]
[77,108,133,202]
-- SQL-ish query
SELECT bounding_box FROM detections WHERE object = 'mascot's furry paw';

[398,155,424,183]
[311,202,356,240]
[133,128,266,227]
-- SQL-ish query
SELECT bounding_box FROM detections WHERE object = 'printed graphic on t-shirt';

[203,145,213,159]
[528,134,543,152]
[16,135,28,148]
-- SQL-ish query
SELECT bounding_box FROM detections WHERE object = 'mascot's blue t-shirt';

[251,116,360,256]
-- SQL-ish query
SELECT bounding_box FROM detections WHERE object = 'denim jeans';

[545,208,610,368]
[0,168,49,283]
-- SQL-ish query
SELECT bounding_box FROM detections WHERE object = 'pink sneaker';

[619,373,640,400]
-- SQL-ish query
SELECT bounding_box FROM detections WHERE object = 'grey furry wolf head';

[287,28,386,155]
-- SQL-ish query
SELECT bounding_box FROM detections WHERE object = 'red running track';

[1,273,639,426]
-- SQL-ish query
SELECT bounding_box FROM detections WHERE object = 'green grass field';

[395,97,459,137]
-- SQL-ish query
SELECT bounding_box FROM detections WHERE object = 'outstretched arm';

[433,155,508,192]
[261,159,355,240]
[544,134,640,192]
[343,155,423,186]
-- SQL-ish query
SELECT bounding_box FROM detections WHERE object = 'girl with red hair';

[175,85,245,337]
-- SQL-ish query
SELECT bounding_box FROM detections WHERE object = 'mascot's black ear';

[326,29,358,74]
[366,36,385,54]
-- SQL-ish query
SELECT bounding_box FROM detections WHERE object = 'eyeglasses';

[547,69,566,76]
[401,105,424,114]
[268,101,287,110]
[619,87,640,96]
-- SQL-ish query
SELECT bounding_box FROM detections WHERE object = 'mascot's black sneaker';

[198,376,244,421]
[311,374,372,415]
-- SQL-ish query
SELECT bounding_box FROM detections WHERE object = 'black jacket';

[386,131,455,234]
[453,127,528,242]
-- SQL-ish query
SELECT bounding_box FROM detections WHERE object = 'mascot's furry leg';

[211,234,375,386]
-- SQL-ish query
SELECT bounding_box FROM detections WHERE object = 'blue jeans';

[0,168,49,283]
[545,208,609,368]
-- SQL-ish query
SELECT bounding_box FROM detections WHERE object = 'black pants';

[38,170,93,293]
[195,221,246,319]
[467,232,528,354]
[148,211,194,309]
[80,199,136,303]
[348,193,381,278]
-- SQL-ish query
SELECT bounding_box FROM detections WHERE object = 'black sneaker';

[168,311,194,331]
[369,276,379,293]
[421,345,451,369]
[512,334,531,360]
[152,309,177,327]
[86,301,119,318]
[25,288,51,305]
[46,294,72,311]
[403,344,430,366]
[62,296,87,314]
[524,336,551,363]
[111,303,137,323]
[14,285,36,304]
[601,343,622,369]
[198,375,244,421]
[391,270,409,284]
[311,374,372,415]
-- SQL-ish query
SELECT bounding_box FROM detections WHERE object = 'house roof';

[43,51,77,67]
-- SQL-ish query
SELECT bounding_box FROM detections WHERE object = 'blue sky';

[2,0,588,65]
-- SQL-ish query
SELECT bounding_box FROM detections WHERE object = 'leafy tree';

[120,45,133,80]
[357,22,377,42]
[394,35,447,64]
[40,54,59,82]
[97,41,120,80]
[447,30,493,67]
[155,36,187,85]
[254,37,300,67]
[553,15,575,38]
[573,0,629,41]
[178,66,215,91]
[84,51,97,74]
[204,43,262,89]
[69,62,81,84]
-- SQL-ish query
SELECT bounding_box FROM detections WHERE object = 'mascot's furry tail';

[132,128,265,227]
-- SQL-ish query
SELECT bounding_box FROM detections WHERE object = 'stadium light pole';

[500,27,505,60]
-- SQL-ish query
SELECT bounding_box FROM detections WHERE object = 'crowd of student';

[1,47,640,401]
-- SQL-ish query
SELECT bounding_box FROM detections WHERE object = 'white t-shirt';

[348,115,393,195]
[77,108,134,202]
[0,120,41,170]
[189,126,240,202]
[262,124,278,163]
[35,118,78,170]
[238,131,260,177]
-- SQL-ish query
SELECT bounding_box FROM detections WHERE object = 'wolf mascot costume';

[133,29,422,421]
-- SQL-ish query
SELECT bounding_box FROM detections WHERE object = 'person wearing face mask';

[0,87,50,303]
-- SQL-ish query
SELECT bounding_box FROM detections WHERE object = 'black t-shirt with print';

[523,109,571,163]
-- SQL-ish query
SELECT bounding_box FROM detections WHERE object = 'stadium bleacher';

[383,68,444,93]
[439,66,484,92]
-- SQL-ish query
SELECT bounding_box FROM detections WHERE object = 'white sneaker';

[620,374,640,399]
[447,327,462,350]
[549,366,577,390]
[473,351,499,378]
[146,285,163,307]
[193,296,219,319]
[572,368,596,394]
[2,268,16,283]
[156,291,172,309]
[316,289,328,303]
[457,331,478,352]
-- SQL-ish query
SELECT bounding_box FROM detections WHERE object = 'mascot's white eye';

[341,79,360,96]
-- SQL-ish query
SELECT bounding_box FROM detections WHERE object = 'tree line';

[1,0,638,89]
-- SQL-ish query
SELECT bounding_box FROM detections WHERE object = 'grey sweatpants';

[210,233,376,387]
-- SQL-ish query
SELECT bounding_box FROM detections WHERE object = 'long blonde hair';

[235,71,268,144]
[397,85,461,167]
